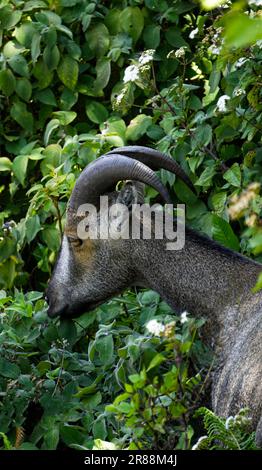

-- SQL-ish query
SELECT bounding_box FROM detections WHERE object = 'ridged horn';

[107,145,196,194]
[68,153,172,211]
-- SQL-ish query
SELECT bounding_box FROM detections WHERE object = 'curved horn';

[68,154,172,211]
[107,145,196,194]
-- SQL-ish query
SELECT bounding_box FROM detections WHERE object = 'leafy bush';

[0,0,261,450]
[0,288,210,449]
[193,407,258,450]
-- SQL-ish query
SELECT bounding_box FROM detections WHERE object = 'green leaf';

[52,111,77,125]
[94,58,111,92]
[165,27,188,48]
[60,425,84,447]
[195,164,216,187]
[93,440,118,450]
[0,358,20,379]
[0,157,12,172]
[0,6,22,30]
[223,13,262,49]
[16,77,32,102]
[86,101,109,124]
[14,22,36,47]
[57,56,78,90]
[10,101,33,132]
[143,25,161,49]
[119,7,144,43]
[0,69,16,96]
[147,353,165,372]
[8,54,29,78]
[43,426,59,450]
[58,319,77,345]
[192,124,212,149]
[44,119,60,145]
[92,419,107,440]
[95,335,114,364]
[223,163,241,188]
[12,154,29,185]
[211,192,227,214]
[209,68,221,94]
[60,88,78,110]
[35,88,57,106]
[31,32,41,63]
[25,215,41,243]
[33,59,53,89]
[126,114,152,141]
[85,23,110,58]
[43,45,60,71]
[212,214,239,251]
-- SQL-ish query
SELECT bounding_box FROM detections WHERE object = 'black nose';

[47,303,69,318]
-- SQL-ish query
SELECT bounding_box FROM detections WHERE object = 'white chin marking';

[57,236,70,283]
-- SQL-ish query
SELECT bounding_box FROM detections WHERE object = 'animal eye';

[67,237,83,247]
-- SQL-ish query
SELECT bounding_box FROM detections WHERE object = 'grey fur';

[46,149,262,447]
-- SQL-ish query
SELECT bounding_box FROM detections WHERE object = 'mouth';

[47,299,106,319]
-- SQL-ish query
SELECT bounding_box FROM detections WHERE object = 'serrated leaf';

[57,56,78,90]
[195,164,216,187]
[192,124,212,149]
[0,358,20,379]
[95,335,114,364]
[223,163,241,188]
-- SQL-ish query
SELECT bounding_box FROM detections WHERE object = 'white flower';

[233,87,245,97]
[189,28,198,39]
[146,319,165,336]
[248,0,262,6]
[138,49,155,65]
[175,47,186,58]
[208,44,221,55]
[217,95,230,112]
[235,57,248,68]
[181,311,189,324]
[192,435,209,450]
[123,65,140,83]
[113,86,128,108]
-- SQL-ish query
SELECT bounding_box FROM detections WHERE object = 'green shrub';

[0,0,261,450]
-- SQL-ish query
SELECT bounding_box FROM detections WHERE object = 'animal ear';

[116,181,144,208]
[107,182,144,239]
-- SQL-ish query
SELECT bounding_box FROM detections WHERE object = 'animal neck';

[132,228,262,322]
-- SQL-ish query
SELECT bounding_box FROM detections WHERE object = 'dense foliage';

[0,0,261,450]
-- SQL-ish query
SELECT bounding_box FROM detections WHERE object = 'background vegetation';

[0,0,261,450]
